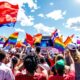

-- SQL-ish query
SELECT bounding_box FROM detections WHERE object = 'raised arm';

[64,49,75,72]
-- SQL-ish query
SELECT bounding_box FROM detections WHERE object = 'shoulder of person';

[64,71,75,80]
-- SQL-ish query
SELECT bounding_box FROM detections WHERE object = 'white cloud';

[0,0,38,9]
[33,23,59,35]
[17,8,34,26]
[0,0,38,26]
[49,2,54,6]
[38,13,44,18]
[46,10,66,20]
[66,17,80,31]
[74,0,80,4]
[15,28,25,33]
[31,10,35,12]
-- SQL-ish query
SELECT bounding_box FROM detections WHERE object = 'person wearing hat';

[48,49,75,80]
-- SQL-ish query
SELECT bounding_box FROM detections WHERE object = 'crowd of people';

[0,44,80,80]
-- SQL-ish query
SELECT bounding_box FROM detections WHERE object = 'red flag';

[0,1,19,24]
[26,33,34,46]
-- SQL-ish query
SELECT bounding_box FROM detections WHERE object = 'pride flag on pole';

[54,37,65,51]
[3,32,19,47]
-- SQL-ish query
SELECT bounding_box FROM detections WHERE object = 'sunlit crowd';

[0,44,80,80]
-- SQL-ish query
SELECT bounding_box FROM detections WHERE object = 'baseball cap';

[55,59,65,70]
[67,43,77,50]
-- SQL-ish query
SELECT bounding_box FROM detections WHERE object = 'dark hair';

[23,54,39,74]
[51,66,57,75]
[36,47,41,54]
[40,57,46,64]
[11,57,18,68]
[56,54,64,61]
[57,68,64,76]
[0,51,6,62]
[15,53,20,59]
[45,57,51,66]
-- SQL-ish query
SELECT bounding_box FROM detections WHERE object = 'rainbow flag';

[3,32,19,47]
[54,37,65,51]
[59,35,63,42]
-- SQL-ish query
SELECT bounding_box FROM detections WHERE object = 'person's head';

[23,54,39,74]
[0,50,6,62]
[55,59,65,76]
[36,47,41,54]
[11,57,18,69]
[40,57,46,64]
[55,54,64,63]
[51,65,57,75]
[67,44,79,62]
[67,44,77,55]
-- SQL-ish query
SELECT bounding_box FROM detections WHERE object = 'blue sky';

[0,0,80,42]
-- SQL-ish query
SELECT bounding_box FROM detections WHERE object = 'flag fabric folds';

[54,34,74,51]
[54,37,65,51]
[0,22,15,27]
[0,1,19,27]
[15,41,25,48]
[26,33,34,46]
[64,34,74,47]
[3,32,19,47]
[23,39,28,46]
[34,33,42,43]
[59,35,63,42]
[51,29,58,42]
[1,30,74,49]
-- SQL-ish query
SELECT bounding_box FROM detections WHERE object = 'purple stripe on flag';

[0,42,4,44]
